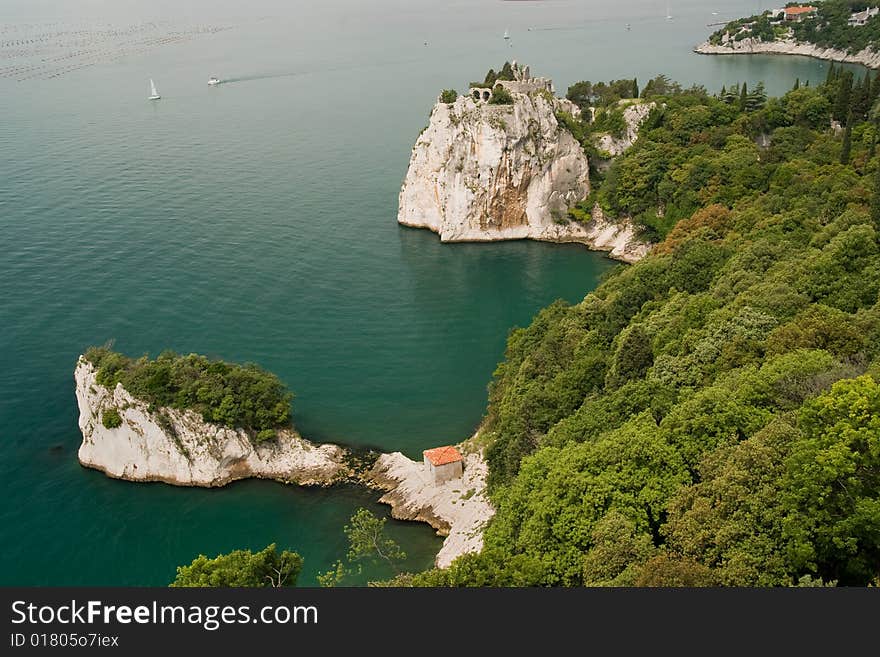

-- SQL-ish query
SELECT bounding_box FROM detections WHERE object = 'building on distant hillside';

[423,445,463,484]
[849,7,879,26]
[784,6,818,22]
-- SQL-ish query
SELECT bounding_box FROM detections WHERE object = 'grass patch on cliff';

[84,347,292,441]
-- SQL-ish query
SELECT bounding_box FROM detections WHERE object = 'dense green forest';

[84,346,293,441]
[710,1,880,53]
[391,69,880,587]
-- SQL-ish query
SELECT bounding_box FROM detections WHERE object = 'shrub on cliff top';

[101,407,122,429]
[83,346,293,437]
[489,85,513,105]
[439,89,457,104]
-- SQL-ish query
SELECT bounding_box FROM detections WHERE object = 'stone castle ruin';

[470,61,554,103]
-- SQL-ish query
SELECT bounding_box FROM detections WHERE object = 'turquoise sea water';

[0,0,866,585]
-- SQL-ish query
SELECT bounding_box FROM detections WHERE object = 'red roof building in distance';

[423,445,462,466]
[784,6,818,21]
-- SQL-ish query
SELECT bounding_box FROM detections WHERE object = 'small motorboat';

[208,77,221,86]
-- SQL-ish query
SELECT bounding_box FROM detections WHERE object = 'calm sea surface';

[0,0,863,585]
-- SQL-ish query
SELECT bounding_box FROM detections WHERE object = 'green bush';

[439,89,457,104]
[101,407,122,429]
[489,85,513,105]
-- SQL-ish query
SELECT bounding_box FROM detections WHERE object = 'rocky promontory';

[367,447,493,568]
[694,37,880,69]
[75,358,347,487]
[398,63,651,261]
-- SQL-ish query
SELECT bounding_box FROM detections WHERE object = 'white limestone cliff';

[594,100,657,157]
[694,37,880,69]
[75,358,346,487]
[398,67,651,261]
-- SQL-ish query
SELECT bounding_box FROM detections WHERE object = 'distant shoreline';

[694,38,880,69]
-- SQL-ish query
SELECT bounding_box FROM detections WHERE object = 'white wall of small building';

[424,456,463,484]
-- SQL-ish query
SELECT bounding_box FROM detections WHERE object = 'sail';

[150,79,158,97]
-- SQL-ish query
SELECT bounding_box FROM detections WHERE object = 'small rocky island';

[398,62,651,262]
[75,348,346,487]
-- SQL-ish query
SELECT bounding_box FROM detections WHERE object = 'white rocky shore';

[368,449,494,568]
[398,63,651,262]
[694,37,880,69]
[75,358,347,487]
[594,100,656,158]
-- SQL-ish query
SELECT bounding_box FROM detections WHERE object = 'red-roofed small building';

[784,6,817,21]
[423,445,463,484]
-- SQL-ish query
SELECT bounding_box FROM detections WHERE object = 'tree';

[834,69,854,123]
[873,162,880,231]
[489,85,513,105]
[605,324,654,388]
[566,81,594,109]
[439,89,457,104]
[739,82,748,111]
[171,544,303,587]
[633,553,717,587]
[825,62,837,86]
[783,376,880,585]
[632,77,639,99]
[840,118,852,165]
[793,77,800,91]
[319,508,406,586]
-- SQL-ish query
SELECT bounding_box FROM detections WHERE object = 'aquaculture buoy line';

[0,20,232,82]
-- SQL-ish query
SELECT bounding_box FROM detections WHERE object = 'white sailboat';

[666,4,673,20]
[503,27,510,40]
[148,78,161,100]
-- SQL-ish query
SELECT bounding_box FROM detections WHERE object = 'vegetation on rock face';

[489,85,513,105]
[388,72,880,587]
[170,544,303,587]
[101,407,122,429]
[84,347,293,441]
[439,89,458,104]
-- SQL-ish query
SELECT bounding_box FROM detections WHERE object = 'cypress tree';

[825,62,837,86]
[806,79,810,87]
[841,119,852,165]
[872,70,880,103]
[632,78,639,99]
[739,82,748,111]
[720,84,727,98]
[794,77,800,91]
[851,74,868,120]
[834,70,854,123]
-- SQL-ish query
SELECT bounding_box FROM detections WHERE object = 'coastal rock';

[594,100,656,157]
[75,358,346,487]
[398,69,650,262]
[584,204,652,264]
[368,449,494,568]
[694,37,880,69]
